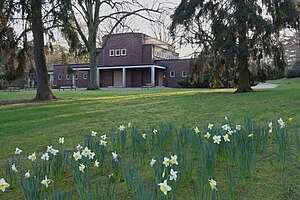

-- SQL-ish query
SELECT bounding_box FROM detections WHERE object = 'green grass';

[0,78,300,199]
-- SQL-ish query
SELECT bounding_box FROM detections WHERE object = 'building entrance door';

[158,70,164,86]
[113,70,122,86]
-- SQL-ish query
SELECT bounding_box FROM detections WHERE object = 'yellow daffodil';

[204,132,211,139]
[223,134,230,142]
[79,163,85,173]
[91,131,97,137]
[100,140,107,146]
[288,117,293,122]
[0,178,10,192]
[163,157,170,167]
[81,147,91,157]
[59,137,64,144]
[73,151,82,161]
[170,155,178,165]
[158,180,172,195]
[248,133,254,138]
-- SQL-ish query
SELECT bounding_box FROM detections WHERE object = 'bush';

[177,79,191,88]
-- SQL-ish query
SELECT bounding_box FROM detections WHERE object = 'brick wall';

[53,65,89,87]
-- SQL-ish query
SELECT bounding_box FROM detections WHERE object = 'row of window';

[170,70,187,78]
[57,74,88,80]
[109,49,126,57]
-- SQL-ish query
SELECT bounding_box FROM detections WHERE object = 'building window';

[66,74,70,80]
[75,74,79,80]
[109,50,114,57]
[121,49,126,56]
[170,70,175,77]
[58,74,62,80]
[115,49,120,56]
[83,73,88,79]
[182,71,187,77]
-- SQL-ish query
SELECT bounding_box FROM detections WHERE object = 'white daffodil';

[88,151,95,160]
[100,134,107,140]
[228,130,234,135]
[0,178,10,192]
[94,160,100,167]
[153,129,158,134]
[209,179,217,190]
[163,157,170,167]
[91,131,97,137]
[128,123,131,128]
[158,179,172,195]
[170,155,178,165]
[41,153,50,161]
[15,148,22,155]
[222,124,231,131]
[76,144,83,151]
[47,146,53,153]
[41,176,52,188]
[162,168,166,178]
[79,163,85,173]
[81,147,91,157]
[170,169,178,181]
[112,152,118,161]
[100,140,107,146]
[225,116,228,121]
[194,127,200,134]
[277,118,285,129]
[223,134,230,142]
[208,123,214,130]
[118,125,125,131]
[28,152,36,162]
[25,170,30,178]
[213,135,221,144]
[50,148,59,156]
[59,137,64,144]
[142,133,147,139]
[73,151,82,161]
[11,163,18,173]
[268,122,273,128]
[150,158,156,167]
[204,132,211,139]
[235,125,242,130]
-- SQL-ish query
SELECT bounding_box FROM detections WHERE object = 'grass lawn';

[0,78,300,199]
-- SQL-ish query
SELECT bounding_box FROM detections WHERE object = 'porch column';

[122,67,126,87]
[72,74,75,86]
[151,66,155,86]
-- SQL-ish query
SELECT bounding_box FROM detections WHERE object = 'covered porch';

[98,65,166,87]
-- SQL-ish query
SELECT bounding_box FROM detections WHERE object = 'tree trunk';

[31,0,55,100]
[235,2,254,93]
[87,27,99,90]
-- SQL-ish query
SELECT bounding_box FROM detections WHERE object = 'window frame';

[66,74,70,80]
[121,49,126,56]
[115,49,120,56]
[75,74,79,80]
[58,74,62,80]
[83,73,88,80]
[109,50,115,57]
[182,70,187,78]
[170,70,175,78]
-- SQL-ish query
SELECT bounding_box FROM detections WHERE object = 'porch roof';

[72,64,166,71]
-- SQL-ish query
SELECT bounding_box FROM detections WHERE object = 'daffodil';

[204,132,211,139]
[222,124,231,131]
[112,151,118,161]
[277,118,285,129]
[213,135,221,144]
[59,137,64,144]
[142,133,146,139]
[50,148,59,155]
[94,160,100,167]
[194,127,200,134]
[101,134,107,140]
[88,151,95,160]
[248,133,254,138]
[208,123,214,130]
[91,131,97,137]
[73,151,82,161]
[163,157,170,167]
[11,163,18,173]
[100,140,107,146]
[41,176,52,188]
[158,179,172,195]
[225,116,228,121]
[170,155,178,165]
[170,169,178,181]
[28,152,36,162]
[25,170,30,178]
[15,148,22,155]
[153,129,158,134]
[235,125,242,130]
[268,122,273,128]
[162,168,165,177]
[223,134,230,142]
[47,146,53,153]
[76,144,83,150]
[208,179,217,190]
[82,147,91,157]
[288,117,293,122]
[79,163,85,173]
[118,125,125,131]
[41,153,50,161]
[228,130,234,135]
[128,122,131,128]
[150,158,156,167]
[0,178,10,192]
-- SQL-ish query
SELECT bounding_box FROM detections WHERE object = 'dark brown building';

[53,33,193,88]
